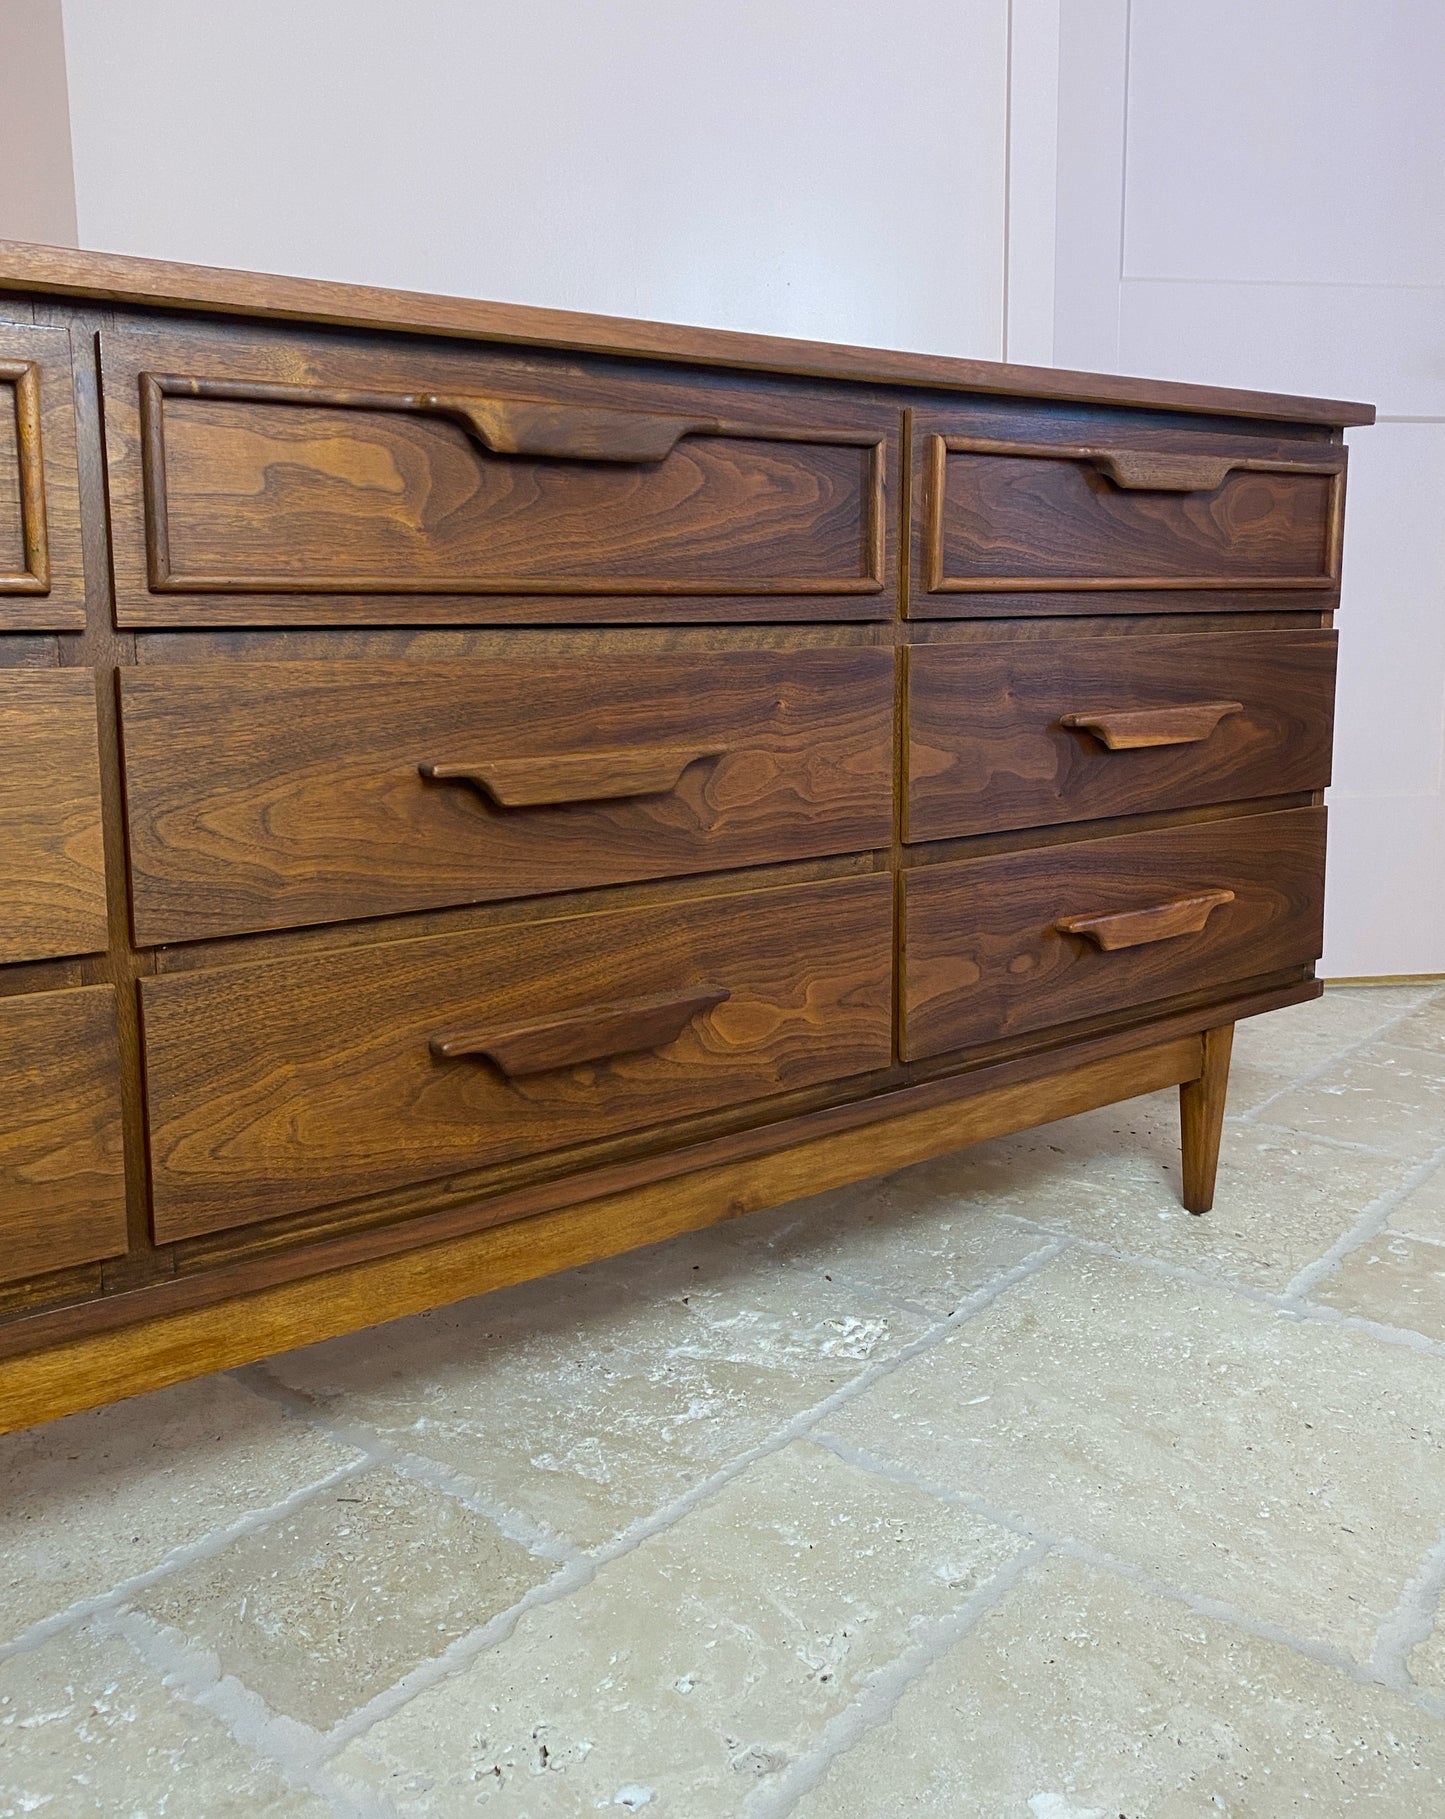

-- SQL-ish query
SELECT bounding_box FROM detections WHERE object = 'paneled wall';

[1040,0,1445,978]
[4,0,1438,975]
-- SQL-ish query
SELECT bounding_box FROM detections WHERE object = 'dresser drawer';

[141,873,895,1241]
[0,321,87,631]
[902,808,1325,1059]
[910,422,1343,614]
[120,649,895,943]
[0,670,109,964]
[0,986,128,1284]
[906,628,1336,842]
[99,322,894,626]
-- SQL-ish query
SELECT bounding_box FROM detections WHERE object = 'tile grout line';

[0,1447,379,1667]
[1370,1520,1445,1711]
[808,1432,1445,1724]
[91,1234,1074,1799]
[743,1540,1053,1819]
[1279,1138,1445,1303]
[1234,989,1443,1129]
[232,1363,581,1564]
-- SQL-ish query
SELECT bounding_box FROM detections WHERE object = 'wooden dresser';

[0,242,1370,1434]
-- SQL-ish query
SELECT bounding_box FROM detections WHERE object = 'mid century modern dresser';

[0,241,1370,1434]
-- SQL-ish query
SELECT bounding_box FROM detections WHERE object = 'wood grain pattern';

[1180,1022,1234,1214]
[119,650,895,943]
[0,985,128,1285]
[918,434,1343,599]
[0,320,86,629]
[902,807,1326,1059]
[0,1033,1204,1437]
[141,873,895,1241]
[905,629,1336,841]
[0,238,1375,426]
[100,329,894,622]
[0,669,108,963]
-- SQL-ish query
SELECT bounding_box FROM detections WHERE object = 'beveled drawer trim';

[0,358,49,595]
[922,435,1345,593]
[137,373,888,597]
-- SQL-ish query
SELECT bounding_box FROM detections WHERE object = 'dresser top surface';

[0,238,1375,429]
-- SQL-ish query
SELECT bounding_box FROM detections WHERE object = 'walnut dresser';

[0,241,1371,1434]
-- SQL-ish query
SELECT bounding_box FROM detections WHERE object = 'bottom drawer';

[0,986,128,1284]
[902,807,1326,1059]
[142,873,896,1242]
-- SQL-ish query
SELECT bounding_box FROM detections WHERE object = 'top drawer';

[0,321,87,632]
[99,322,895,627]
[909,414,1344,617]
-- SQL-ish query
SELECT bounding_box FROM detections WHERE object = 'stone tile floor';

[2,984,1444,1817]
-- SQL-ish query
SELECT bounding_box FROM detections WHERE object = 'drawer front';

[100,323,894,626]
[120,649,896,943]
[142,873,895,1241]
[0,670,109,964]
[906,629,1336,842]
[0,321,86,631]
[0,986,128,1284]
[902,808,1325,1059]
[911,422,1343,614]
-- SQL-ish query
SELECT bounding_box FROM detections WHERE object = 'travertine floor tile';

[328,1439,1026,1815]
[1387,989,1445,1057]
[823,1249,1445,1653]
[0,1625,328,1816]
[266,1228,931,1549]
[868,1091,1407,1291]
[1262,1041,1445,1159]
[1311,1232,1445,1341]
[1391,1159,1445,1242]
[792,1552,1445,1818]
[0,1376,360,1646]
[734,1189,1052,1314]
[133,1465,554,1731]
[1227,985,1434,1113]
[1409,1599,1445,1700]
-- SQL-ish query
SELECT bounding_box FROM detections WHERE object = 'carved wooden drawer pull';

[1059,701,1244,750]
[430,986,731,1077]
[420,746,722,808]
[1054,889,1236,951]
[1081,450,1243,492]
[415,394,720,463]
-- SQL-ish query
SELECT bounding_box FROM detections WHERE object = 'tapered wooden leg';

[1179,1022,1234,1214]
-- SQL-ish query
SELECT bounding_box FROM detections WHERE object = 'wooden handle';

[415,393,719,463]
[1055,889,1236,951]
[1059,701,1244,750]
[1083,450,1241,492]
[420,746,722,808]
[430,986,731,1077]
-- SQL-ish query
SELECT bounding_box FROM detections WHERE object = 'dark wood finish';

[119,650,895,942]
[0,319,86,629]
[915,433,1343,604]
[905,629,1336,841]
[1181,1022,1234,1214]
[141,873,894,1241]
[901,807,1326,1059]
[0,239,1375,425]
[100,327,893,623]
[0,1032,1208,1436]
[0,669,108,963]
[0,986,128,1285]
[0,245,1358,1433]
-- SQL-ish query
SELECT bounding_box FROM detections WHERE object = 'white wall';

[59,0,1010,357]
[1042,0,1445,978]
[0,0,77,245]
